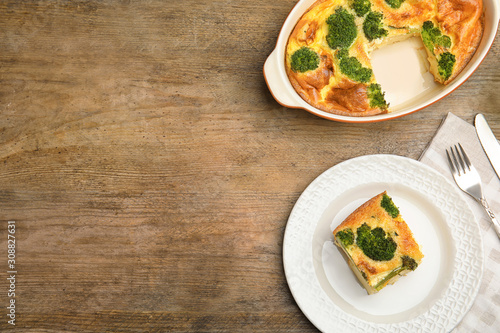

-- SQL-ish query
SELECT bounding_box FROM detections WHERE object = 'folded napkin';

[419,112,500,332]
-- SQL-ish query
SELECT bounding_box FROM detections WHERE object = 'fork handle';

[479,198,500,239]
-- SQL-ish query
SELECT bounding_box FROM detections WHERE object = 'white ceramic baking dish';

[264,0,499,123]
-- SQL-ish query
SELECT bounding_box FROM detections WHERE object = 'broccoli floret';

[421,21,452,54]
[374,255,418,290]
[363,11,388,41]
[421,20,436,52]
[381,194,399,218]
[438,52,456,81]
[422,20,433,30]
[336,49,373,83]
[367,83,389,109]
[326,7,358,50]
[356,223,397,261]
[435,35,451,49]
[401,255,418,271]
[290,47,320,73]
[385,0,406,9]
[336,228,354,247]
[351,0,371,17]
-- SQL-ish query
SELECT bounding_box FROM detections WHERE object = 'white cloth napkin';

[419,112,500,332]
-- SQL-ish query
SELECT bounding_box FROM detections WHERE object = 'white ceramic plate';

[264,0,499,122]
[283,155,483,332]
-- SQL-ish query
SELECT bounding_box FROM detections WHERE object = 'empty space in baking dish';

[370,37,441,112]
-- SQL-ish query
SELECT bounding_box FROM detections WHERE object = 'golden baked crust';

[333,191,423,294]
[285,0,483,116]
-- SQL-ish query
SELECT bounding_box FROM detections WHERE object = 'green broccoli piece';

[374,255,418,290]
[438,52,456,81]
[351,0,371,17]
[336,49,373,83]
[385,0,406,9]
[356,223,397,261]
[326,7,358,50]
[421,21,452,54]
[401,255,418,271]
[381,194,399,218]
[363,11,388,41]
[290,47,320,73]
[336,228,354,247]
[367,84,389,109]
[421,21,436,51]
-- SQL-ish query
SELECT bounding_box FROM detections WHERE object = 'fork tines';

[446,143,471,176]
[446,143,500,239]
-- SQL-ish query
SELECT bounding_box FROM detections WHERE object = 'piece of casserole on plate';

[333,191,424,294]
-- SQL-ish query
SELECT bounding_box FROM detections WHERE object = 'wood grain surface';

[0,0,499,331]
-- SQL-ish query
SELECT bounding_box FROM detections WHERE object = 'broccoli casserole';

[285,0,484,116]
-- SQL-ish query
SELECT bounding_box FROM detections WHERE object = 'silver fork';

[446,143,500,239]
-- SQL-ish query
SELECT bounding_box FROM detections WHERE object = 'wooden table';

[0,1,499,331]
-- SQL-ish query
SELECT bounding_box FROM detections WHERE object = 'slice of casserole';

[333,191,423,294]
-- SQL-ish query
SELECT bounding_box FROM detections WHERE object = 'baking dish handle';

[263,48,300,108]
